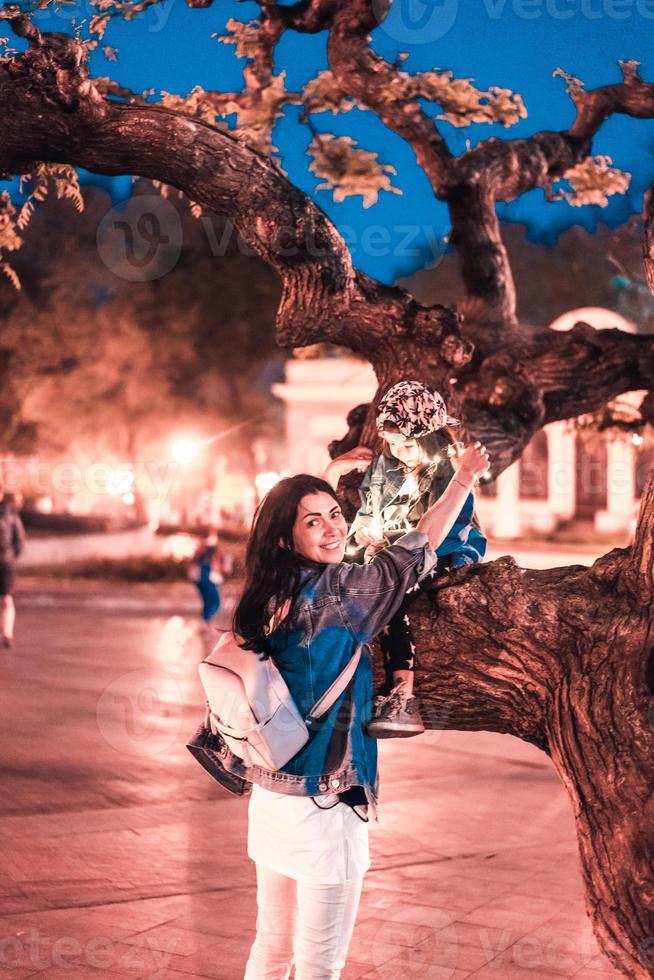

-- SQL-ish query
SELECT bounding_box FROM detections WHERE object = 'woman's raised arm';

[417,443,490,550]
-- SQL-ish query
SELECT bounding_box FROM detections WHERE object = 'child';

[351,380,487,738]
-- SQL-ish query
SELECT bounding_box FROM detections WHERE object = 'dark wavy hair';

[233,474,339,656]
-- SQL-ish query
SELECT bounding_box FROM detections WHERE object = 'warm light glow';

[632,433,644,447]
[369,517,383,540]
[400,474,419,496]
[105,468,134,496]
[255,471,282,496]
[171,438,200,465]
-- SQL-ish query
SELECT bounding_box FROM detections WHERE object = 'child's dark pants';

[378,554,455,688]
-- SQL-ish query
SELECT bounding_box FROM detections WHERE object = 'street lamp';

[171,438,200,465]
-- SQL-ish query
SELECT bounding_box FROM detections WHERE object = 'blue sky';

[20,0,654,283]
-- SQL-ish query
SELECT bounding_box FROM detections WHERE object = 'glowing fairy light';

[632,433,644,447]
[400,473,419,496]
[369,517,384,540]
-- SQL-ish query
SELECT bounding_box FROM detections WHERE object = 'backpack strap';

[307,647,363,723]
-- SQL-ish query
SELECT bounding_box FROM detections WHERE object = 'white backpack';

[198,631,361,772]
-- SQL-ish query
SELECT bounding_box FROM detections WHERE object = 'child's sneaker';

[366,682,425,738]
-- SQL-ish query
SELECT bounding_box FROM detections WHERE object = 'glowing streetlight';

[255,471,282,497]
[171,438,200,465]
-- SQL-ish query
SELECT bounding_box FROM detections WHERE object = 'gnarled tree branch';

[0,13,467,370]
[2,14,652,482]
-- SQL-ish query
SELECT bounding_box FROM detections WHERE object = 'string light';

[632,433,644,447]
[400,473,419,497]
[349,442,488,553]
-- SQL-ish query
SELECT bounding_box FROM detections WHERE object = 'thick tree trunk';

[372,478,654,977]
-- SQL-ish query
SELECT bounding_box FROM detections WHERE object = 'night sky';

[19,0,654,283]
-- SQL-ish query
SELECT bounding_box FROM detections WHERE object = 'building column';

[492,462,520,539]
[595,437,637,534]
[547,422,576,523]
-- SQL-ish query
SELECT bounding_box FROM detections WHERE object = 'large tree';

[0,2,653,975]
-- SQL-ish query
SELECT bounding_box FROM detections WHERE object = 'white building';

[272,309,652,540]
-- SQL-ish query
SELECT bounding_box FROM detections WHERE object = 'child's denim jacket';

[352,450,487,568]
[208,531,435,806]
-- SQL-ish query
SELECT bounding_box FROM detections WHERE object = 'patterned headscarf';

[375,380,459,437]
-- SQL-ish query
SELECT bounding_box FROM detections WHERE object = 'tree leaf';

[555,156,631,208]
[307,134,401,208]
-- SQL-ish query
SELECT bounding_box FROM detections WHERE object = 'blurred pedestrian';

[0,492,25,649]
[188,530,224,624]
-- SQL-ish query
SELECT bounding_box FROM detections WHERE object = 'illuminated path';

[0,586,619,979]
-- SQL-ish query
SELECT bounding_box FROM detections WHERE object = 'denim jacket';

[351,450,486,568]
[209,531,436,806]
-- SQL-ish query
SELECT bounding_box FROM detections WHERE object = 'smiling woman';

[292,492,349,563]
[221,450,488,979]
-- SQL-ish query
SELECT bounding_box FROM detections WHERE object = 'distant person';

[0,492,25,649]
[188,531,224,624]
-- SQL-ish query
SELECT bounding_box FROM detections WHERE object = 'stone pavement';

[0,588,622,979]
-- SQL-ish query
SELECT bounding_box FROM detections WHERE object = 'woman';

[227,441,489,979]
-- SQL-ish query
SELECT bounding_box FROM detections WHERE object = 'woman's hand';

[456,442,490,484]
[363,540,389,562]
[416,442,489,551]
[331,446,374,473]
[323,446,374,488]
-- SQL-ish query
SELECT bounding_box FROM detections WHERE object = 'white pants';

[244,863,364,980]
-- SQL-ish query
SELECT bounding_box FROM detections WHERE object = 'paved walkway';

[0,589,621,979]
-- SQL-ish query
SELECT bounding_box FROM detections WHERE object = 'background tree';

[0,2,653,975]
[403,217,654,331]
[0,183,283,512]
